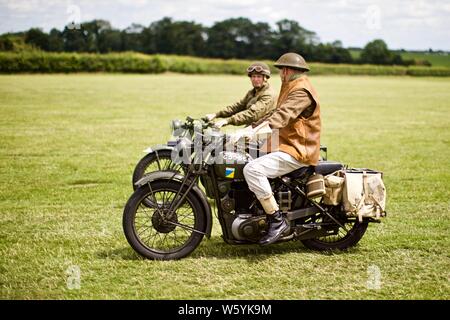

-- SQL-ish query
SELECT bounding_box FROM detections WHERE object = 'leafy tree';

[82,20,114,52]
[62,26,87,52]
[48,28,64,52]
[360,39,405,65]
[122,24,145,52]
[149,17,174,54]
[207,17,256,59]
[313,43,353,63]
[140,25,157,54]
[0,17,403,66]
[24,28,50,50]
[206,19,238,58]
[245,22,274,59]
[146,17,206,56]
[272,19,318,59]
[0,35,15,51]
[98,29,122,53]
[169,21,206,56]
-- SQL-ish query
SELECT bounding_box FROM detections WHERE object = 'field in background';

[0,74,449,299]
[350,49,450,67]
[399,52,450,68]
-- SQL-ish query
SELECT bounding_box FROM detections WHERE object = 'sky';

[0,0,449,51]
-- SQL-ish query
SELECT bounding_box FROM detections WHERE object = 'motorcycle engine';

[231,214,267,242]
[219,181,267,242]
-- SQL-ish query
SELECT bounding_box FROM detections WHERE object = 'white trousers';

[243,151,306,200]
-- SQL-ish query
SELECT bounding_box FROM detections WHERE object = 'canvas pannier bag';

[323,171,345,206]
[342,169,387,222]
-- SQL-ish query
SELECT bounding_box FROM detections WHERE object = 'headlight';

[171,119,183,136]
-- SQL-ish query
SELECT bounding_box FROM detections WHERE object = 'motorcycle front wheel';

[123,180,205,260]
[132,150,184,190]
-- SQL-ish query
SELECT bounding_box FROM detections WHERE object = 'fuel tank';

[213,151,250,180]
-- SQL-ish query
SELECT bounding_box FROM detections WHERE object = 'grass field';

[0,74,449,300]
[399,52,450,67]
[350,49,450,67]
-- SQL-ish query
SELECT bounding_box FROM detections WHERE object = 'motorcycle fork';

[146,165,197,222]
[167,167,198,217]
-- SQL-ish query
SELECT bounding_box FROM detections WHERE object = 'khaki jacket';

[261,75,321,166]
[216,83,276,126]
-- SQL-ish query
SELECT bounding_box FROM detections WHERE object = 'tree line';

[0,17,413,66]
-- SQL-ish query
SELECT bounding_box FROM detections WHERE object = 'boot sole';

[258,223,290,246]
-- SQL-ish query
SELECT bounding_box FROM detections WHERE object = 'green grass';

[399,52,450,67]
[0,74,449,299]
[350,49,450,67]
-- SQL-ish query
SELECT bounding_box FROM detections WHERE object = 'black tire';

[132,150,184,190]
[300,213,369,251]
[123,180,205,260]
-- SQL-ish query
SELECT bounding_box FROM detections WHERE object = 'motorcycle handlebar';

[182,116,213,130]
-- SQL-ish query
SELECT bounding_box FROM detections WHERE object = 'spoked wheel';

[301,206,369,251]
[132,150,185,190]
[123,180,205,260]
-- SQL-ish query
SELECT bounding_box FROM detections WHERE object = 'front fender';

[143,141,177,153]
[135,171,213,239]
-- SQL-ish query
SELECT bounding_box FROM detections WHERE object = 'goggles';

[247,65,265,73]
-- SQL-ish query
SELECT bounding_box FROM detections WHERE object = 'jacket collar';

[288,73,305,82]
[253,82,269,94]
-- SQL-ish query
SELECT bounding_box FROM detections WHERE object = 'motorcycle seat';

[285,166,315,180]
[285,161,343,180]
[315,161,344,175]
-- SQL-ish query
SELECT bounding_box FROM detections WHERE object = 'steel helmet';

[247,62,271,78]
[274,53,310,72]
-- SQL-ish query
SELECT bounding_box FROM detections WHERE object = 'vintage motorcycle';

[123,118,386,260]
[131,116,328,189]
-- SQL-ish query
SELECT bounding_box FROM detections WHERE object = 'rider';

[243,53,322,245]
[204,62,276,128]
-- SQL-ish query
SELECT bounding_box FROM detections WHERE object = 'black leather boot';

[259,211,289,246]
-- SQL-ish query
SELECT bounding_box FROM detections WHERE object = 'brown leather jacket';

[261,75,321,166]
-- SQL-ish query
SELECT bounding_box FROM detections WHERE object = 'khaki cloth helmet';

[247,62,271,78]
[274,52,310,72]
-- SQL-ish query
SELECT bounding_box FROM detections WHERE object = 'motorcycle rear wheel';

[300,212,369,251]
[123,180,205,260]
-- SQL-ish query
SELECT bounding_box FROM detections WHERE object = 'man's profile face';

[280,68,292,83]
[250,74,265,88]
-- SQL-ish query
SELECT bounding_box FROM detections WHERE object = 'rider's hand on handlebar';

[214,119,228,129]
[229,127,255,144]
[204,113,216,122]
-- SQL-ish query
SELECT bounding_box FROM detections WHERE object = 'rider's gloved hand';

[230,127,255,144]
[204,114,216,122]
[214,119,228,128]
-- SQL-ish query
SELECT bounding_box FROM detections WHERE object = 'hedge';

[1,51,449,77]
